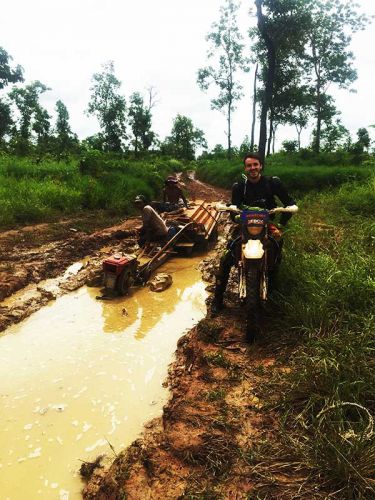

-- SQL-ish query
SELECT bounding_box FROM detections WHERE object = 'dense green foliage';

[87,61,127,152]
[250,0,370,156]
[0,153,185,227]
[162,115,207,160]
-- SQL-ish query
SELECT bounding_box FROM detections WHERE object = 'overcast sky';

[1,0,374,150]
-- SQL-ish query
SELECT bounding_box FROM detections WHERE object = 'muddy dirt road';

[0,176,228,334]
[1,176,319,499]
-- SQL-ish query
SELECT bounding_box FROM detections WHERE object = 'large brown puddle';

[0,255,208,499]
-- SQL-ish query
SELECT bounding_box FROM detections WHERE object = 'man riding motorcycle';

[211,153,298,316]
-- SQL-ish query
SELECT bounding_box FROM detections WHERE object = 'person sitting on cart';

[134,194,169,247]
[162,176,188,212]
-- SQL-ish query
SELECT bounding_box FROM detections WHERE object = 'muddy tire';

[117,268,134,296]
[245,261,261,343]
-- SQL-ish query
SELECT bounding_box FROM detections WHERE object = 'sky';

[1,0,374,151]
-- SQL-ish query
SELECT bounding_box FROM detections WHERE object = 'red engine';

[103,254,137,294]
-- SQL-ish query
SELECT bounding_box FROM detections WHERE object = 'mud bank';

[82,240,322,499]
[82,299,311,498]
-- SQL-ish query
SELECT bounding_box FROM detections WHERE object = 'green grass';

[264,175,375,496]
[196,158,374,195]
[0,153,184,227]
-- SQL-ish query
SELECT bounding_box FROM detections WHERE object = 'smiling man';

[211,152,298,318]
[231,153,295,220]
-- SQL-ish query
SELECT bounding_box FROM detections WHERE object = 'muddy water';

[0,256,208,500]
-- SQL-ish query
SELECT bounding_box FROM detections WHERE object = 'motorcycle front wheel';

[245,260,262,342]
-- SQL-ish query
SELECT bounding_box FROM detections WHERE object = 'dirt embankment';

[80,181,321,498]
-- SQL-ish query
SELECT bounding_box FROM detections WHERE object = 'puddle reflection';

[0,255,207,499]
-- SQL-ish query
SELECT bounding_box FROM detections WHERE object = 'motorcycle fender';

[242,240,264,259]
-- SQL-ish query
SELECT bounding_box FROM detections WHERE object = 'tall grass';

[0,154,185,227]
[196,158,374,195]
[268,175,375,497]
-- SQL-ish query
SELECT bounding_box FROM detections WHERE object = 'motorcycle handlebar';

[215,203,298,214]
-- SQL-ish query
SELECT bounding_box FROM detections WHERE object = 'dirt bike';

[216,203,298,341]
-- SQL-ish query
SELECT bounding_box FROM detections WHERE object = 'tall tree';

[163,115,207,160]
[354,127,371,153]
[197,0,247,158]
[55,100,77,154]
[320,119,350,152]
[304,0,370,153]
[0,47,23,89]
[251,0,310,161]
[8,80,50,153]
[33,106,51,151]
[87,61,126,152]
[250,63,258,152]
[0,100,13,144]
[128,92,155,155]
[0,47,24,147]
[265,65,314,150]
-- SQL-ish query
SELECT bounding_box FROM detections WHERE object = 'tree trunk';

[250,63,258,152]
[272,124,277,154]
[295,125,302,150]
[266,108,273,156]
[315,82,321,153]
[255,0,276,163]
[312,46,321,154]
[227,101,232,159]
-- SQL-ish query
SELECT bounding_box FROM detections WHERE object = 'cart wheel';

[117,268,134,295]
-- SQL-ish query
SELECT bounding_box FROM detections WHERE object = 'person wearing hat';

[162,176,188,211]
[134,195,168,247]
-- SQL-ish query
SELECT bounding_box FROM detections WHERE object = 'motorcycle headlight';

[247,225,263,236]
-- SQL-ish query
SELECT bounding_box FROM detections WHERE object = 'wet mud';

[2,177,317,498]
[0,257,208,499]
[0,176,228,334]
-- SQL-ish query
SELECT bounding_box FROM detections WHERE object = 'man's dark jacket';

[231,175,296,225]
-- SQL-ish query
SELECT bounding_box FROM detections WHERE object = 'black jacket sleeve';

[231,182,244,222]
[231,182,244,207]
